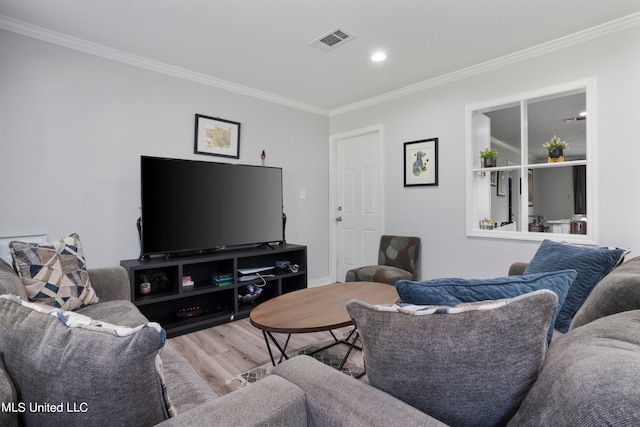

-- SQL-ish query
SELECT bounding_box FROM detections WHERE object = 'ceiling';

[1,1,640,115]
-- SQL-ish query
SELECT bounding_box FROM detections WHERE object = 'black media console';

[120,244,307,338]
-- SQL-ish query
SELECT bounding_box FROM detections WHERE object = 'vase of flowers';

[479,147,498,168]
[543,136,568,163]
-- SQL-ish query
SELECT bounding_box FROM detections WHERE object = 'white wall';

[3,24,640,283]
[0,30,330,282]
[330,25,640,279]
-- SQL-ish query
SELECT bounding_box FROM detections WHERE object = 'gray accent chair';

[345,235,421,285]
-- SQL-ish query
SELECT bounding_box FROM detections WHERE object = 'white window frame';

[465,78,598,245]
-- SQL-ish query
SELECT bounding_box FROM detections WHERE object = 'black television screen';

[141,156,284,256]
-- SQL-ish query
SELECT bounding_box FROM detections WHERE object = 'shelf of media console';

[130,270,305,306]
[160,310,236,336]
[132,284,231,306]
[120,244,307,336]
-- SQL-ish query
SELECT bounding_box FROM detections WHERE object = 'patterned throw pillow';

[0,294,176,426]
[9,233,98,310]
[347,290,558,427]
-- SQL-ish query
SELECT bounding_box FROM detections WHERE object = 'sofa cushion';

[158,375,306,427]
[0,294,176,426]
[347,290,558,427]
[524,239,626,332]
[396,269,576,341]
[507,310,640,426]
[76,299,149,327]
[0,258,27,300]
[570,256,640,330]
[272,355,448,427]
[346,265,413,285]
[9,233,99,310]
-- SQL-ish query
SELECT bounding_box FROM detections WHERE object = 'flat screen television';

[140,156,284,256]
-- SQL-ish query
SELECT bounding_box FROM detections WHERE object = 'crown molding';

[2,12,638,119]
[0,15,330,117]
[329,12,640,117]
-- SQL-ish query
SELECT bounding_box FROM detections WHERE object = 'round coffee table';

[250,281,398,366]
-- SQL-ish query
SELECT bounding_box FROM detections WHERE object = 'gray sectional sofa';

[1,254,640,426]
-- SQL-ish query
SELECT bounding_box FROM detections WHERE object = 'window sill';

[466,229,597,246]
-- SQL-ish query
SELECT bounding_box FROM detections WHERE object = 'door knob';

[336,216,343,222]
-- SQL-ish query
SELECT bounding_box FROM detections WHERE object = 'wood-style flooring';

[169,318,351,396]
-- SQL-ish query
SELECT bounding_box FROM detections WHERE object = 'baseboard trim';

[308,276,333,287]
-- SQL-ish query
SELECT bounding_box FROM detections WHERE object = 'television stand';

[257,242,278,249]
[121,243,307,338]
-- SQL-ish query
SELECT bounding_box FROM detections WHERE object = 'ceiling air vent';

[309,28,356,52]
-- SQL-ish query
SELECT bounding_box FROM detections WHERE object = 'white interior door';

[333,129,383,282]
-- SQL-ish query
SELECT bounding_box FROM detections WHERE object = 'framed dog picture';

[404,138,438,187]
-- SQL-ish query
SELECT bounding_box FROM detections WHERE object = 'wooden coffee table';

[250,281,398,366]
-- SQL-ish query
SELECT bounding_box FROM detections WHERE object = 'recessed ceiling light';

[371,52,387,62]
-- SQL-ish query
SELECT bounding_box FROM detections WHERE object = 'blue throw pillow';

[524,239,626,333]
[396,269,577,341]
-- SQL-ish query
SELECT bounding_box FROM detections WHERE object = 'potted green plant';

[136,269,169,293]
[543,135,568,163]
[479,147,498,168]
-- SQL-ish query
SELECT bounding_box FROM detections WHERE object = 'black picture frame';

[194,114,241,159]
[497,170,507,197]
[404,138,438,187]
[528,169,534,206]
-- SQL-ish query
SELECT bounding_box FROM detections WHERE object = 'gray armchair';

[345,235,421,286]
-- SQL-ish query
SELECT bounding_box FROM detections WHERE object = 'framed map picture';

[194,114,241,159]
[404,138,438,187]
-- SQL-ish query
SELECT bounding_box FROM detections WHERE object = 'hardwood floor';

[169,318,352,396]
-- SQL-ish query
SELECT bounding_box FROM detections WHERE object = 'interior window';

[465,79,596,243]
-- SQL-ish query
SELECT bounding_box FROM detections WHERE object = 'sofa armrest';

[508,262,529,276]
[161,343,218,414]
[272,355,448,427]
[570,256,640,329]
[156,375,307,427]
[87,267,130,302]
[0,355,19,427]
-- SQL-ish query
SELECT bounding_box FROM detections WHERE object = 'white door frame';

[329,124,385,282]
